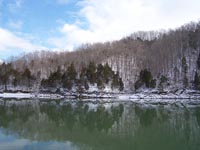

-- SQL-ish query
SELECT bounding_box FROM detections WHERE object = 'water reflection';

[0,99,200,150]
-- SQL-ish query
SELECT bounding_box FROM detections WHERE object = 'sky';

[0,0,200,60]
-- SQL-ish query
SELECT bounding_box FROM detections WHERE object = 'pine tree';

[158,75,168,92]
[96,64,105,89]
[150,79,156,88]
[194,71,200,90]
[86,62,96,84]
[65,80,73,90]
[1,64,8,90]
[111,72,120,89]
[188,30,198,49]
[103,63,114,83]
[135,69,156,89]
[140,69,153,88]
[97,77,104,90]
[182,56,188,88]
[50,67,62,88]
[67,63,77,81]
[80,67,87,81]
[197,54,200,70]
[22,68,32,87]
[134,80,143,90]
[62,71,73,90]
[84,80,89,90]
[97,64,104,79]
[62,71,68,88]
[61,63,77,90]
[119,78,124,91]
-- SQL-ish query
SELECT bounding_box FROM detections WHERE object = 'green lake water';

[0,99,200,150]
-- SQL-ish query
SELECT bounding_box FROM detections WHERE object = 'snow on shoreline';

[0,93,33,99]
[0,91,200,104]
[0,93,64,99]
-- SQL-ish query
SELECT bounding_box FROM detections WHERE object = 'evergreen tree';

[103,63,114,83]
[96,64,105,89]
[134,80,143,90]
[42,67,62,88]
[67,63,77,81]
[140,69,153,88]
[65,80,73,90]
[86,62,96,84]
[111,72,120,89]
[0,63,12,90]
[97,64,104,79]
[194,71,200,90]
[62,71,68,88]
[22,68,32,87]
[150,79,156,88]
[78,66,89,90]
[173,66,179,83]
[197,54,200,70]
[97,77,104,90]
[9,68,19,87]
[119,78,124,91]
[84,80,89,90]
[182,56,188,88]
[158,75,168,92]
[61,63,77,90]
[80,67,87,81]
[188,30,198,49]
[50,67,62,87]
[135,69,156,89]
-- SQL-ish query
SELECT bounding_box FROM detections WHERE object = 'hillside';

[1,21,200,93]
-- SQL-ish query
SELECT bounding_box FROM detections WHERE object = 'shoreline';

[0,93,200,106]
[0,90,200,101]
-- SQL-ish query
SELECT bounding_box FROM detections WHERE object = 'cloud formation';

[1,0,200,58]
[0,28,45,53]
[49,0,200,50]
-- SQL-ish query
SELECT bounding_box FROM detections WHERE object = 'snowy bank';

[0,93,64,99]
[0,89,200,103]
[0,93,33,99]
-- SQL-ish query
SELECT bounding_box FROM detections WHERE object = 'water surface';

[0,99,200,150]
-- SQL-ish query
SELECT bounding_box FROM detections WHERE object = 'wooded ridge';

[1,21,200,93]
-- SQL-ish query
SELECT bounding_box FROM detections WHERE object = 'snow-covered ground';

[0,89,200,104]
[0,93,64,99]
[0,93,33,99]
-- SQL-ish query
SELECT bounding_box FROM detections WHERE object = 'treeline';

[0,63,35,91]
[0,61,124,92]
[5,20,200,91]
[134,53,200,91]
[194,54,200,90]
[41,62,124,92]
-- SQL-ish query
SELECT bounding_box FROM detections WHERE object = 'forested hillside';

[1,21,200,93]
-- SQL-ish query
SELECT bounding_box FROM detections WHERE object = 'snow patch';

[0,93,33,99]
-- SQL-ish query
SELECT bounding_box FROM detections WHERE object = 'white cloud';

[0,28,46,52]
[49,0,200,51]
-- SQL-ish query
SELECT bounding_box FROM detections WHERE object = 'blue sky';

[0,0,200,60]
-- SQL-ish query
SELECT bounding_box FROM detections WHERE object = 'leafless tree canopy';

[7,21,200,90]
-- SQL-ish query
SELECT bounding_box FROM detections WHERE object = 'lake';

[0,99,200,150]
